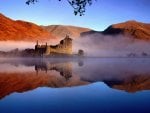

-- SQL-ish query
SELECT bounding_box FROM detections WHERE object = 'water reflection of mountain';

[104,75,150,92]
[0,58,150,99]
[0,59,87,99]
[78,59,150,92]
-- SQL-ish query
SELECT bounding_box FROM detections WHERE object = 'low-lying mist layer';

[0,41,35,51]
[0,34,150,57]
[73,34,150,57]
[0,40,60,52]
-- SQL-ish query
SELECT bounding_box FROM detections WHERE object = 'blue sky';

[0,0,150,31]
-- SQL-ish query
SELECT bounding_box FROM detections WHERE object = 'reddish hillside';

[103,20,150,40]
[42,25,91,39]
[0,13,56,42]
[81,20,150,40]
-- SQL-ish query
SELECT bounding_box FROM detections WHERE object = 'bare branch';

[26,0,95,16]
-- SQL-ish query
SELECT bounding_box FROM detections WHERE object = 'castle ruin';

[35,35,72,56]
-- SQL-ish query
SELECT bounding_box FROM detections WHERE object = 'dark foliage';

[26,0,95,16]
[78,49,84,56]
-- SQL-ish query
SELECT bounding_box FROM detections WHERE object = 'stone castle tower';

[35,35,72,56]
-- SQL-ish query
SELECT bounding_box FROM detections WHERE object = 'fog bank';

[0,39,60,51]
[73,34,150,57]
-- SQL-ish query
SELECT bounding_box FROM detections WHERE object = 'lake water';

[0,58,150,113]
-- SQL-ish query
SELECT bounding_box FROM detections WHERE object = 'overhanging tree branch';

[26,0,95,16]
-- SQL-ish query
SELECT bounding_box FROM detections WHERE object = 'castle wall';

[35,35,72,56]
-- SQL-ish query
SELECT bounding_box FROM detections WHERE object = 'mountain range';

[0,13,90,42]
[81,20,150,40]
[42,25,91,39]
[0,13,150,42]
[0,13,56,42]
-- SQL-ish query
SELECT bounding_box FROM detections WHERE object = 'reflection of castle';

[35,61,72,80]
[35,35,72,56]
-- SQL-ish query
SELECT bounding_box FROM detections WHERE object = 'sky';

[0,0,150,31]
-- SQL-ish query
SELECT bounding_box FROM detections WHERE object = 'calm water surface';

[0,58,150,113]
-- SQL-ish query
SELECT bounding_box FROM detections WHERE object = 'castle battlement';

[35,35,72,56]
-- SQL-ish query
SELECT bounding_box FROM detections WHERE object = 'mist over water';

[73,34,150,57]
[0,41,35,51]
[0,35,150,57]
[0,39,60,52]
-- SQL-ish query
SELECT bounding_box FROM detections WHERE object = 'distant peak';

[0,13,6,18]
[111,20,144,28]
[126,20,137,23]
[0,13,4,16]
